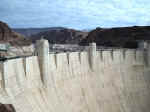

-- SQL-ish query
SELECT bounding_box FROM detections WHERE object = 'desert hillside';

[30,28,88,44]
[0,21,31,46]
[16,25,150,49]
[3,20,150,49]
[80,26,150,48]
[0,104,15,112]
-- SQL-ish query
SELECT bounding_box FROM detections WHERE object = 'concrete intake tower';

[0,39,150,112]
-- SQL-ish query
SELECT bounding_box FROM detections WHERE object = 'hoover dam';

[0,39,150,112]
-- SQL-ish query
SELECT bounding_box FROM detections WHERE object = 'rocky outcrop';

[80,26,150,48]
[0,21,12,41]
[0,104,15,112]
[30,28,88,44]
[0,21,32,46]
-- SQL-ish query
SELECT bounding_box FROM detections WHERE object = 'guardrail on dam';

[0,39,150,112]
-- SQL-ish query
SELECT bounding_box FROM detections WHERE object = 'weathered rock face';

[0,21,32,46]
[0,21,12,41]
[80,26,150,48]
[30,28,88,44]
[0,104,15,112]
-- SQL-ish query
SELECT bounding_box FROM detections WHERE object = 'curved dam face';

[0,40,150,112]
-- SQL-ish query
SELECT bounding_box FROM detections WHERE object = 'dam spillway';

[0,39,150,112]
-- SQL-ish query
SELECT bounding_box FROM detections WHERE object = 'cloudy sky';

[0,0,150,29]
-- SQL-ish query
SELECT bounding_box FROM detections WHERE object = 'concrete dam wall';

[0,39,150,112]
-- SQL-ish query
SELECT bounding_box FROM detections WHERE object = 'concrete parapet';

[88,43,97,71]
[35,39,50,86]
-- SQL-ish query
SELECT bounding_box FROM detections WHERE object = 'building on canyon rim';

[0,39,150,112]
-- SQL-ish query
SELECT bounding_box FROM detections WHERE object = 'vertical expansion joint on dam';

[66,52,70,65]
[78,52,82,64]
[110,50,114,60]
[99,50,103,61]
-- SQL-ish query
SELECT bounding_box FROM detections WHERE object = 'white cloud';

[0,0,150,29]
